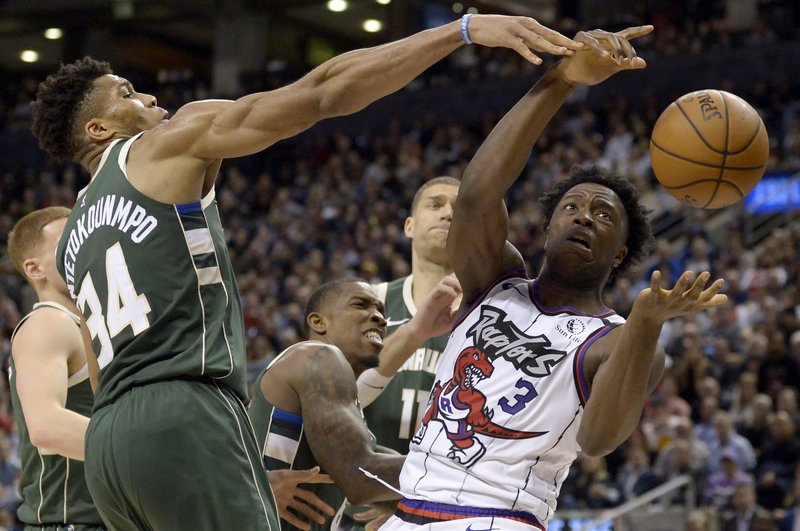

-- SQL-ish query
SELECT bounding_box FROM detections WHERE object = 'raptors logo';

[412,347,545,468]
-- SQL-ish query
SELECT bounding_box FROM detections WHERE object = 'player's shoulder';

[11,306,81,357]
[281,341,349,371]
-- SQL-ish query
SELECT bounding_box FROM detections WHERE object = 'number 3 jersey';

[56,135,248,409]
[399,274,625,526]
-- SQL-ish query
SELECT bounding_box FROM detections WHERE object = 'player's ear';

[404,216,414,238]
[307,312,326,334]
[22,258,44,282]
[85,118,115,143]
[613,245,628,268]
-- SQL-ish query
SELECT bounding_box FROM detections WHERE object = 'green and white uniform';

[10,302,105,531]
[251,344,377,531]
[364,276,450,454]
[55,135,278,531]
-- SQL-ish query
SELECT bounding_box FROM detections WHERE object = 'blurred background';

[1,1,799,529]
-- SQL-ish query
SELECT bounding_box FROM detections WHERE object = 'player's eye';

[564,203,576,210]
[597,211,611,219]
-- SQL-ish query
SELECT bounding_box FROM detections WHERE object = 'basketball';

[649,89,769,209]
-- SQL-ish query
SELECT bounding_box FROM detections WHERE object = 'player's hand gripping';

[404,275,462,341]
[554,25,653,86]
[267,466,335,530]
[467,15,584,64]
[633,270,727,326]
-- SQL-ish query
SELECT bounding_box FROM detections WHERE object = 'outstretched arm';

[578,271,726,456]
[12,310,89,461]
[158,16,581,162]
[449,27,652,305]
[294,344,405,505]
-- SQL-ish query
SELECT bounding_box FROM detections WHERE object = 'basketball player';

[351,179,462,529]
[358,177,462,453]
[250,278,406,530]
[7,207,105,530]
[381,26,728,530]
[31,15,584,531]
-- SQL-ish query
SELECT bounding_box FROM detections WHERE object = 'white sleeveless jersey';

[399,274,625,526]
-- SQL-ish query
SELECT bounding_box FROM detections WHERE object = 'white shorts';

[379,515,542,531]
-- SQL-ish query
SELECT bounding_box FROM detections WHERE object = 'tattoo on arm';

[297,346,403,504]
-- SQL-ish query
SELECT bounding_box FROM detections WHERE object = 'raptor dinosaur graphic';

[412,347,546,467]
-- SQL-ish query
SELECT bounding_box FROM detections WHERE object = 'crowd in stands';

[0,2,799,529]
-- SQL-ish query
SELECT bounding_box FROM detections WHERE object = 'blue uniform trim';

[175,201,202,214]
[272,407,303,426]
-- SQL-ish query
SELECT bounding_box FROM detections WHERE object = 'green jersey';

[56,135,247,409]
[250,344,377,531]
[9,302,103,527]
[363,276,450,453]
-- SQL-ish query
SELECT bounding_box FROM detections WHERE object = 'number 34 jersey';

[56,135,248,409]
[399,274,625,526]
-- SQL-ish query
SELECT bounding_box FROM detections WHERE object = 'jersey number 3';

[76,242,152,367]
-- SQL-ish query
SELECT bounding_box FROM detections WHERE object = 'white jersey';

[398,274,625,527]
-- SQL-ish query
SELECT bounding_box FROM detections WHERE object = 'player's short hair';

[303,277,368,335]
[8,207,71,279]
[31,57,113,161]
[410,176,460,215]
[539,165,654,277]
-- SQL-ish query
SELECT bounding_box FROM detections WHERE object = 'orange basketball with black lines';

[649,90,769,209]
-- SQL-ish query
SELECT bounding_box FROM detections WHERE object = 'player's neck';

[411,257,453,308]
[535,272,607,314]
[36,288,79,317]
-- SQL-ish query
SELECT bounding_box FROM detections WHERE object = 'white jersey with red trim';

[399,274,625,526]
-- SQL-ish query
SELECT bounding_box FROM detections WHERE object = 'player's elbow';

[577,429,623,457]
[28,422,58,452]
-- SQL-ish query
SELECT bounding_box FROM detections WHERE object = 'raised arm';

[160,16,581,161]
[12,310,89,461]
[578,271,726,456]
[357,276,461,406]
[293,344,404,505]
[449,27,652,305]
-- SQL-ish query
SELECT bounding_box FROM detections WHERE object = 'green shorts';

[84,379,279,531]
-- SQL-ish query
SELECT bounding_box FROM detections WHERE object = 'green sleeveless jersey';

[55,135,247,409]
[9,302,103,526]
[363,276,450,453]
[250,344,377,531]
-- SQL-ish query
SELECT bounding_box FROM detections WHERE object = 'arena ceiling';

[0,0,558,73]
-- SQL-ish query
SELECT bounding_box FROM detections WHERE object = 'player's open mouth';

[567,237,591,250]
[363,329,384,346]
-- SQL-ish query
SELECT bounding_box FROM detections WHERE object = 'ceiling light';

[362,19,383,33]
[452,3,463,12]
[467,7,479,14]
[376,0,391,4]
[20,50,40,63]
[44,28,63,40]
[327,0,348,12]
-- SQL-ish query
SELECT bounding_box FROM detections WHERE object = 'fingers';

[617,24,655,41]
[293,488,336,517]
[353,508,384,522]
[686,271,710,299]
[365,514,391,531]
[517,17,583,53]
[297,473,334,485]
[650,270,662,292]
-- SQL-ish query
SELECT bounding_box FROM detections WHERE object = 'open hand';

[555,25,653,86]
[468,15,584,64]
[633,270,727,326]
[268,466,335,530]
